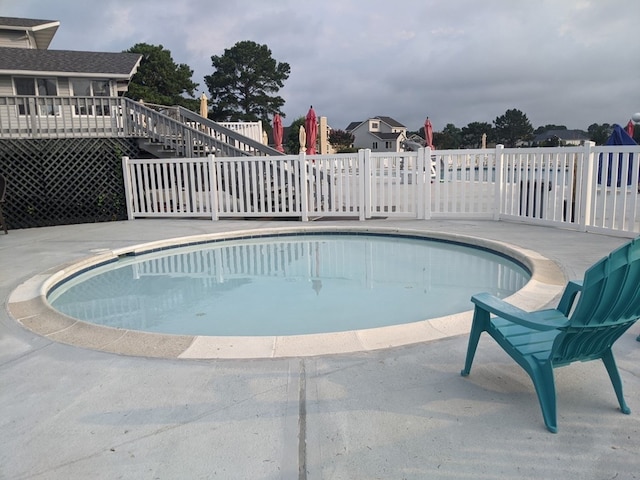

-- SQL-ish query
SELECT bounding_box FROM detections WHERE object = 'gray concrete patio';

[1,218,639,479]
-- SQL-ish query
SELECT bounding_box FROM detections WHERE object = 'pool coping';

[7,225,567,359]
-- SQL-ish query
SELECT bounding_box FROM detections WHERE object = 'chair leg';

[602,350,631,414]
[529,362,558,433]
[461,307,489,377]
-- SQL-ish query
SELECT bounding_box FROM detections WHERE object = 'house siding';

[0,30,30,48]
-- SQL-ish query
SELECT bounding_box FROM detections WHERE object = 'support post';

[359,149,369,220]
[121,156,134,220]
[300,152,309,222]
[208,154,218,221]
[493,145,504,220]
[579,141,596,231]
[417,147,426,219]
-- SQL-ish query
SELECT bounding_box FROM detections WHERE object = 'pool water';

[48,234,529,336]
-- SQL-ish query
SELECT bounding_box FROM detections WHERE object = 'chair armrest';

[471,292,569,331]
[556,280,582,315]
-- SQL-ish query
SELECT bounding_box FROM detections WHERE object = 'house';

[0,16,143,134]
[532,129,590,146]
[0,16,275,152]
[345,116,407,152]
[0,16,279,230]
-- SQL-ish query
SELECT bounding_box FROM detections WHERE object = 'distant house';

[532,129,590,146]
[345,116,407,152]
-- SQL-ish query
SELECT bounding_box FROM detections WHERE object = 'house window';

[13,77,59,115]
[385,141,392,149]
[71,79,111,115]
[370,121,379,130]
[372,142,378,149]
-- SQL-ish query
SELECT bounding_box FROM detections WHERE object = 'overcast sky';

[5,0,640,132]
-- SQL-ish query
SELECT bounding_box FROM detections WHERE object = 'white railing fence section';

[122,156,217,219]
[123,144,640,237]
[217,121,264,144]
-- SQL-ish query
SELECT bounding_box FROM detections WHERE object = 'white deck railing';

[123,143,640,238]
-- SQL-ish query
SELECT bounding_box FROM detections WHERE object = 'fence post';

[117,97,133,137]
[578,141,596,232]
[359,149,369,220]
[208,154,218,221]
[493,145,504,220]
[299,153,309,222]
[121,156,134,220]
[417,148,426,219]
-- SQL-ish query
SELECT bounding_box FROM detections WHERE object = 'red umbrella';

[626,119,634,138]
[273,114,284,153]
[424,117,434,149]
[305,106,317,155]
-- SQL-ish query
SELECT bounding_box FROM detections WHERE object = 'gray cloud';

[5,0,640,131]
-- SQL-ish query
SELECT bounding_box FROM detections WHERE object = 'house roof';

[533,129,589,143]
[345,121,362,131]
[375,116,405,128]
[0,47,142,79]
[372,132,403,140]
[0,16,60,49]
[346,116,406,131]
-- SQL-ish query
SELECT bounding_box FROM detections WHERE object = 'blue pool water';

[48,233,529,336]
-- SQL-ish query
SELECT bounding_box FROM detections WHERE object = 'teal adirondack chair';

[461,237,640,433]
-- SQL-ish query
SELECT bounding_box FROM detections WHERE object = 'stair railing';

[125,99,283,157]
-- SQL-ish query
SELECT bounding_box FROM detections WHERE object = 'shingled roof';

[346,116,406,131]
[0,47,142,78]
[371,132,403,140]
[0,17,57,27]
[375,116,405,128]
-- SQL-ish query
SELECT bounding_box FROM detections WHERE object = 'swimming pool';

[10,226,564,358]
[47,232,529,336]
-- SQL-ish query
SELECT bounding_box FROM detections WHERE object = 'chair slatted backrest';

[552,237,640,364]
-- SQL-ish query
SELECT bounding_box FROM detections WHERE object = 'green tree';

[461,122,494,148]
[494,109,534,147]
[434,124,462,149]
[285,117,305,154]
[205,41,291,124]
[124,43,198,108]
[587,123,612,145]
[329,129,354,151]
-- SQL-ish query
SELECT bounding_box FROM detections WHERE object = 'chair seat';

[489,310,566,361]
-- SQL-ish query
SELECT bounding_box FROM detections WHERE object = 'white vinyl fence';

[123,143,640,237]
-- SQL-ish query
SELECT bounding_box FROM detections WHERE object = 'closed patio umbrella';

[299,125,306,154]
[273,114,284,152]
[424,117,434,149]
[199,93,208,118]
[626,119,634,138]
[305,106,317,155]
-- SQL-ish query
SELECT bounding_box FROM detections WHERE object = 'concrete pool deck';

[1,218,639,479]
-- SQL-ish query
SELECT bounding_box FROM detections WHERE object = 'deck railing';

[0,95,281,157]
[123,144,640,237]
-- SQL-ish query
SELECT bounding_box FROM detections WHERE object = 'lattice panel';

[0,138,142,229]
